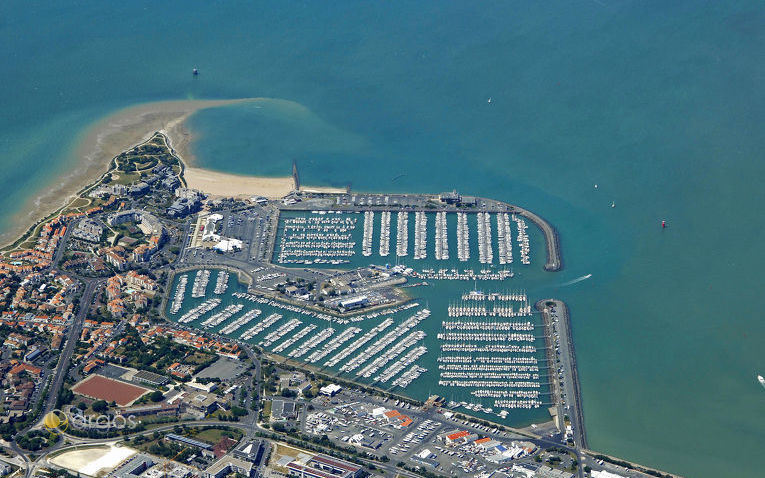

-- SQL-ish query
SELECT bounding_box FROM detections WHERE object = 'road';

[239,344,262,436]
[51,225,73,265]
[27,413,422,478]
[39,278,103,422]
[537,299,585,478]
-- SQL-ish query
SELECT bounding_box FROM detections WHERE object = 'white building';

[319,384,342,396]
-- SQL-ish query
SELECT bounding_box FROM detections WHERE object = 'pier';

[537,298,586,449]
[306,326,361,363]
[457,212,469,261]
[170,274,188,314]
[280,191,563,271]
[213,270,229,294]
[497,212,512,265]
[513,206,561,271]
[362,211,373,256]
[201,303,243,328]
[396,211,408,256]
[260,317,302,347]
[191,269,211,298]
[178,297,221,324]
[163,188,569,437]
[240,313,282,340]
[379,211,391,256]
[437,290,547,413]
[434,211,448,260]
[272,324,316,354]
[277,212,357,265]
[413,211,427,259]
[477,211,493,264]
[219,309,261,335]
[324,318,393,368]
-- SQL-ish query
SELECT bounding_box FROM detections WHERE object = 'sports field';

[71,374,150,406]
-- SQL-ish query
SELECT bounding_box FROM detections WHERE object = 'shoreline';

[1,98,342,248]
[1,99,250,246]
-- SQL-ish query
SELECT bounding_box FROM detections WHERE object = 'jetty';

[513,206,561,271]
[536,298,586,448]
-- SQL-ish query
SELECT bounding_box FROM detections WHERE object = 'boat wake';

[561,274,592,287]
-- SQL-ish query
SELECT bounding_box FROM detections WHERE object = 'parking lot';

[301,389,574,476]
[194,356,247,380]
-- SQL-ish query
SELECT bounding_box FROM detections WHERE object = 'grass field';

[191,427,243,444]
[112,172,140,185]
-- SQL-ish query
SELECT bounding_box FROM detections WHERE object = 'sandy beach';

[2,98,341,247]
[2,99,247,246]
[183,167,296,198]
[182,166,344,198]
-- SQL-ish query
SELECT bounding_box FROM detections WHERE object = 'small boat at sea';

[758,374,765,389]
[611,201,615,208]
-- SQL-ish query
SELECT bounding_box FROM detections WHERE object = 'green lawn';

[191,427,243,444]
[112,172,140,185]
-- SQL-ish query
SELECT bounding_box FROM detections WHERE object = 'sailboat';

[611,201,615,208]
[758,375,765,389]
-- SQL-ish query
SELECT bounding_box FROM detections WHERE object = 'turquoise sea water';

[2,2,764,476]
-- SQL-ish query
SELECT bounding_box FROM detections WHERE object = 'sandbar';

[2,97,342,247]
[2,99,249,246]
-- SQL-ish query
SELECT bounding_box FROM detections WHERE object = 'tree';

[150,390,164,402]
[91,400,108,413]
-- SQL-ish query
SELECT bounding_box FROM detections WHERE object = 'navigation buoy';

[661,220,666,229]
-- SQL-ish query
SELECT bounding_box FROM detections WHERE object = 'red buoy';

[661,220,666,229]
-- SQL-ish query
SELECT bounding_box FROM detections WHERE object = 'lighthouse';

[292,160,300,191]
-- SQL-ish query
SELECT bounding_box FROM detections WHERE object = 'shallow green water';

[2,1,764,476]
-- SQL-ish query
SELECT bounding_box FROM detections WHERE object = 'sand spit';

[2,97,344,247]
[2,98,249,246]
